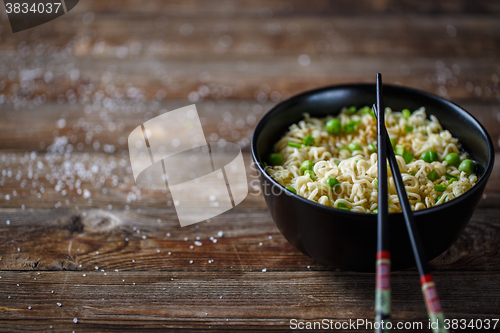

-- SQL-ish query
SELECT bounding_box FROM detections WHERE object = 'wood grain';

[0,271,499,332]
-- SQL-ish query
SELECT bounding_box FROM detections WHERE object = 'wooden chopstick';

[375,73,391,333]
[373,74,448,333]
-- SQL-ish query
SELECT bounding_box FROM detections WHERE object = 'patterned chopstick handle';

[375,250,391,333]
[420,274,448,333]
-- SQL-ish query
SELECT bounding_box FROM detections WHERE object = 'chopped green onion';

[367,143,377,152]
[337,202,351,210]
[448,177,458,184]
[302,135,314,146]
[403,151,414,164]
[421,150,439,163]
[404,125,414,132]
[437,195,447,203]
[427,169,440,182]
[402,109,411,119]
[395,145,405,156]
[373,179,378,189]
[348,106,357,114]
[268,153,283,166]
[360,106,371,114]
[288,142,301,148]
[410,170,416,176]
[434,184,447,192]
[390,138,396,149]
[286,186,296,194]
[372,209,378,214]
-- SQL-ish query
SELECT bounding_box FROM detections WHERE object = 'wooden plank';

[0,271,499,332]
[0,206,499,272]
[1,99,499,152]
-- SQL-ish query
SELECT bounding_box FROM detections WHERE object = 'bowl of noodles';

[251,83,494,271]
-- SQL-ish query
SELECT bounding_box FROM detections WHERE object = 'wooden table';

[1,1,499,331]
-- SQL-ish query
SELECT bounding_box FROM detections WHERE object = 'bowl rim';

[251,82,495,218]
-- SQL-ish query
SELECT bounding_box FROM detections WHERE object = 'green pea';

[403,151,414,164]
[268,153,283,166]
[434,184,447,192]
[367,143,377,152]
[326,177,340,191]
[427,169,439,182]
[285,186,296,194]
[458,159,476,175]
[302,135,314,146]
[337,202,351,210]
[348,142,362,152]
[300,160,314,174]
[288,142,301,148]
[404,125,414,132]
[395,145,405,156]
[304,169,315,180]
[402,109,411,119]
[421,150,439,163]
[344,120,360,133]
[444,153,460,166]
[326,118,341,135]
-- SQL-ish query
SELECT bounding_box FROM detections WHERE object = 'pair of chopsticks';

[374,74,448,333]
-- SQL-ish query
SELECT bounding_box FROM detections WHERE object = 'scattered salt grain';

[189,260,193,264]
[262,268,267,272]
[57,302,62,307]
[217,231,224,237]
[6,220,10,225]
[194,241,202,246]
[73,318,78,324]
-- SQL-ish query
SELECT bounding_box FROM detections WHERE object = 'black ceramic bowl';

[251,83,494,272]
